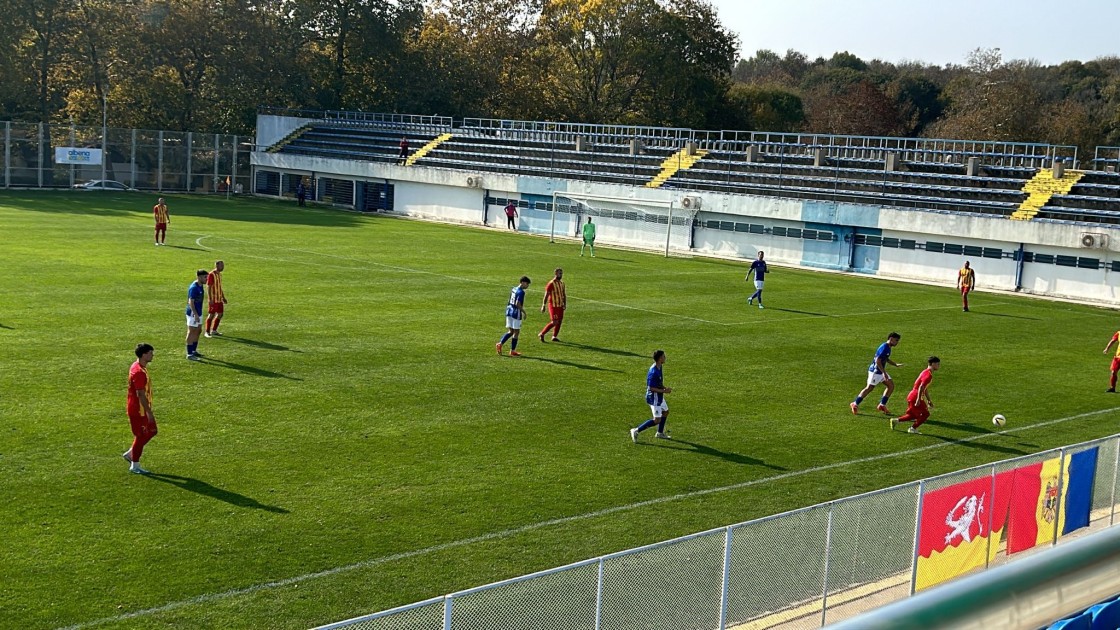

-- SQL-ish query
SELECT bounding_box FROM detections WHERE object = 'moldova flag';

[914,471,1014,591]
[1006,448,1099,555]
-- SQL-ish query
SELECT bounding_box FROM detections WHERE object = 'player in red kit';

[123,343,157,474]
[891,356,940,434]
[538,268,566,342]
[204,260,227,337]
[1104,331,1120,392]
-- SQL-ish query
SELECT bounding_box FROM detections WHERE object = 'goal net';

[550,192,695,254]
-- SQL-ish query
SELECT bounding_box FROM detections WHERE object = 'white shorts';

[505,316,522,330]
[187,314,202,328]
[754,280,765,290]
[866,371,887,387]
[649,400,668,418]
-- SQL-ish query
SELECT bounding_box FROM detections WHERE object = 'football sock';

[880,395,889,405]
[552,320,562,338]
[637,419,656,432]
[854,396,864,405]
[187,342,197,355]
[212,318,220,332]
[1111,372,1118,389]
[499,333,512,346]
[657,419,666,433]
[205,319,211,334]
[511,337,518,351]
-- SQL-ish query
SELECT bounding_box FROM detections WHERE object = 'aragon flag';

[915,471,1014,591]
[1006,448,1099,555]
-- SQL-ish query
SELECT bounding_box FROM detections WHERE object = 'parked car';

[72,180,137,191]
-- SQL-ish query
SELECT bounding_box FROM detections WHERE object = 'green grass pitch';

[1,191,1118,629]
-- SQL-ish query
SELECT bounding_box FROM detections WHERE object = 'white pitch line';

[61,405,1120,629]
[727,302,1016,326]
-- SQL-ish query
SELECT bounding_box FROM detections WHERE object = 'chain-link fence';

[0,121,253,193]
[317,433,1120,630]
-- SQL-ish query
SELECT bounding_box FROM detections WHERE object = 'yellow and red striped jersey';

[1112,332,1120,358]
[153,203,169,224]
[206,270,225,303]
[958,267,975,287]
[544,278,566,308]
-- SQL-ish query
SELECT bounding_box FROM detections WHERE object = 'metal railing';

[1,121,253,192]
[316,433,1120,630]
[258,107,453,131]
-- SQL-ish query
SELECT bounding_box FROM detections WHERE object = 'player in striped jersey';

[152,198,170,246]
[204,260,228,337]
[538,268,566,342]
[1104,330,1120,392]
[957,261,976,312]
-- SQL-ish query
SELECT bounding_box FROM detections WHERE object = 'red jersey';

[544,278,566,308]
[1111,332,1120,358]
[153,203,169,224]
[505,203,517,218]
[910,368,933,396]
[127,361,152,417]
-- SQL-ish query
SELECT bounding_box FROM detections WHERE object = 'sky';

[708,0,1120,67]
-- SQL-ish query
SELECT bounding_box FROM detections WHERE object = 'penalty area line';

[61,405,1120,629]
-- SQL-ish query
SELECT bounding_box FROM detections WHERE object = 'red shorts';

[548,305,565,321]
[128,413,157,438]
[1112,357,1120,372]
[208,302,224,314]
[960,285,972,295]
[904,393,930,421]
[155,222,167,230]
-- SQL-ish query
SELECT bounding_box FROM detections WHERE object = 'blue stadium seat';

[1089,598,1120,630]
[1050,611,1094,630]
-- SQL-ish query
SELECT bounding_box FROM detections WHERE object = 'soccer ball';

[992,414,1006,427]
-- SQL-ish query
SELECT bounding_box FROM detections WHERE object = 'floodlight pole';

[665,202,674,257]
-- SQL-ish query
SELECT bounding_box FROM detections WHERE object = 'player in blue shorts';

[496,276,530,357]
[851,332,903,415]
[745,251,768,309]
[631,350,672,442]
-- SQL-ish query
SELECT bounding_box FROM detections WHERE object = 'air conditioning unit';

[466,175,483,188]
[681,196,702,209]
[1080,232,1108,249]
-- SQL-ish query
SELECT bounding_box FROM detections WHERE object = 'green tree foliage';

[2,1,1120,157]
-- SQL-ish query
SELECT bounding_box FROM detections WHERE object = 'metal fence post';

[820,507,834,627]
[38,122,44,188]
[1112,437,1119,526]
[443,595,453,630]
[718,527,732,629]
[3,121,9,188]
[909,481,925,595]
[664,202,674,257]
[231,135,238,194]
[186,131,193,192]
[985,465,997,568]
[157,130,164,191]
[595,557,604,630]
[1053,448,1067,547]
[213,133,220,193]
[69,125,75,187]
[130,128,136,188]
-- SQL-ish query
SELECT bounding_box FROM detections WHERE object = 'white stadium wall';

[252,150,1120,306]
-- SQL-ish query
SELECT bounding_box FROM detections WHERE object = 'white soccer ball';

[992,414,1006,427]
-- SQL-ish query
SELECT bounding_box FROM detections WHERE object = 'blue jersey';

[750,259,768,280]
[505,285,525,320]
[645,364,665,405]
[186,281,204,315]
[869,342,892,374]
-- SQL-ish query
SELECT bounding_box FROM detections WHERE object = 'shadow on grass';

[147,473,289,513]
[0,191,366,227]
[969,310,1041,321]
[521,355,623,373]
[556,341,645,358]
[642,439,787,470]
[164,244,207,252]
[217,335,301,352]
[921,418,993,435]
[199,356,301,380]
[0,323,13,329]
[915,432,1031,456]
[767,307,828,317]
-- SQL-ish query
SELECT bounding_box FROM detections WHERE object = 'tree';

[721,83,804,132]
[806,79,904,136]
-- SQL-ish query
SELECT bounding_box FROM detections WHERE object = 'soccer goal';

[550,192,695,256]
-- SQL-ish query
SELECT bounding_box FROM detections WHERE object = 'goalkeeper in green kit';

[580,216,596,257]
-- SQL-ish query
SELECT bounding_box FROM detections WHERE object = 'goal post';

[549,192,695,256]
